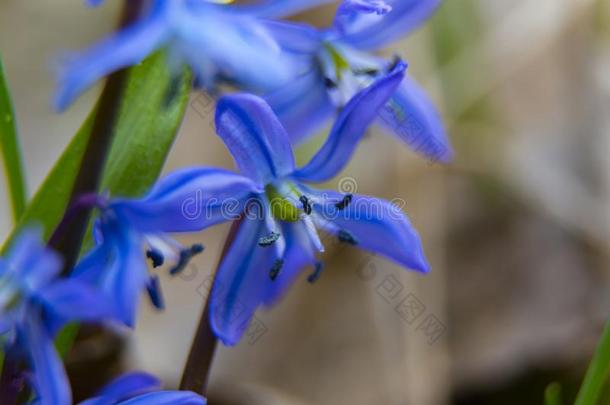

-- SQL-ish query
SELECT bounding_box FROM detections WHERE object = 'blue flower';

[264,0,453,162]
[135,92,429,345]
[55,0,301,110]
[72,185,244,326]
[1,228,114,405]
[76,371,206,405]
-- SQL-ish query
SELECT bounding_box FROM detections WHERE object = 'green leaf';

[2,51,191,252]
[575,319,610,405]
[0,54,27,223]
[545,382,562,405]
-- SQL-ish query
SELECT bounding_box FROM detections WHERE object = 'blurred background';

[1,0,609,404]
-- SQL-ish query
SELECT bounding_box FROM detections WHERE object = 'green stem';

[0,55,27,223]
[575,319,610,405]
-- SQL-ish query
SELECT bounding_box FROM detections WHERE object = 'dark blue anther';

[324,77,337,89]
[299,195,312,215]
[307,262,324,284]
[146,275,165,310]
[169,244,205,275]
[269,259,284,281]
[338,229,358,245]
[258,232,280,247]
[335,194,353,210]
[146,249,165,268]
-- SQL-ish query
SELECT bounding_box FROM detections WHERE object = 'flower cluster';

[1,0,452,403]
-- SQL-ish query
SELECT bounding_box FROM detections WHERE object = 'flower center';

[265,184,301,222]
[318,43,382,107]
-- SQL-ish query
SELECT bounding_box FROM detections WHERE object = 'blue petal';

[175,5,295,92]
[118,391,206,405]
[54,5,169,110]
[106,226,148,327]
[338,0,442,50]
[210,213,277,345]
[6,227,62,292]
[24,318,71,405]
[39,279,117,333]
[234,0,336,18]
[263,222,317,306]
[314,191,430,272]
[215,94,295,186]
[76,220,148,327]
[294,61,406,183]
[377,75,453,162]
[334,0,392,34]
[71,240,110,284]
[265,70,334,145]
[78,372,160,405]
[111,168,260,233]
[262,20,322,54]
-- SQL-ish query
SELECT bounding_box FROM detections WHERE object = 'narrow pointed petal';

[88,222,148,327]
[339,0,442,50]
[215,94,295,185]
[54,9,169,110]
[39,279,116,330]
[265,71,334,144]
[262,20,322,54]
[234,0,336,18]
[378,75,453,162]
[111,168,260,233]
[78,372,160,405]
[295,61,406,182]
[210,214,277,345]
[119,391,206,405]
[25,319,71,405]
[5,227,62,288]
[315,191,430,272]
[334,0,392,34]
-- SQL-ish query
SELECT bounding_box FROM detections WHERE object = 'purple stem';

[48,192,106,249]
[179,218,243,395]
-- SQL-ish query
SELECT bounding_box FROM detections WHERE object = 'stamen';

[335,194,353,210]
[146,249,165,268]
[169,244,205,275]
[354,68,379,77]
[269,259,284,281]
[299,195,312,215]
[307,262,324,284]
[388,55,401,72]
[146,275,165,310]
[324,77,338,89]
[258,232,280,247]
[338,229,358,245]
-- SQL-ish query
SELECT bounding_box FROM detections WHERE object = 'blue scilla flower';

[1,228,114,405]
[76,371,205,405]
[265,0,453,162]
[55,0,301,111]
[72,190,219,327]
[136,91,429,345]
